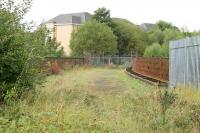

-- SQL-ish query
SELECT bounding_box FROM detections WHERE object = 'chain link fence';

[87,56,133,68]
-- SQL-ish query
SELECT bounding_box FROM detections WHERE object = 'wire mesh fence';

[87,56,133,68]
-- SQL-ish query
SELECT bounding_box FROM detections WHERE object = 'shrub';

[143,43,162,57]
[113,18,148,55]
[45,37,65,57]
[158,90,177,125]
[161,44,169,58]
[0,0,59,103]
[144,43,169,58]
[70,20,117,56]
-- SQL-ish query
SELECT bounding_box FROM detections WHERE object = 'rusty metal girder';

[132,57,169,83]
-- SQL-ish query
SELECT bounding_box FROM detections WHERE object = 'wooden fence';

[132,57,169,83]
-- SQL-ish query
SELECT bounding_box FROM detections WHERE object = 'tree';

[92,8,148,56]
[147,27,165,45]
[45,37,64,57]
[147,20,183,45]
[145,20,185,58]
[113,18,148,55]
[143,43,169,58]
[156,20,179,31]
[70,20,117,56]
[143,43,162,57]
[161,44,169,58]
[92,7,115,29]
[0,0,62,103]
[163,29,184,44]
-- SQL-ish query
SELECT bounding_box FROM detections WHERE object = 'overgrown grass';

[1,67,200,132]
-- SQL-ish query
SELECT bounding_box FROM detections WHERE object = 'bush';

[158,90,177,125]
[143,43,162,57]
[113,18,148,55]
[70,20,117,56]
[45,37,65,57]
[161,44,169,58]
[0,0,60,103]
[143,43,169,58]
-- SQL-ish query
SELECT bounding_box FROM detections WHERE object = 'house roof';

[47,12,92,24]
[140,23,155,31]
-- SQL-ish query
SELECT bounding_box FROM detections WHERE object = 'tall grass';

[1,68,200,132]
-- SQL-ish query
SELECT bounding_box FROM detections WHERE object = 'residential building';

[46,12,92,56]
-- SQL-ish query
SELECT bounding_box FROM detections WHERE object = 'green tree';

[144,43,169,58]
[143,43,162,57]
[70,20,117,56]
[163,29,184,44]
[45,37,64,57]
[147,27,165,45]
[188,30,200,36]
[113,18,147,55]
[161,44,169,58]
[156,20,179,31]
[92,7,115,29]
[147,20,183,45]
[0,0,61,103]
[145,20,185,58]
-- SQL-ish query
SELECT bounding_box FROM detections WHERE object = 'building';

[140,23,155,32]
[46,12,92,56]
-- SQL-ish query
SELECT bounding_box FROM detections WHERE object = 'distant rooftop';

[47,12,92,24]
[140,23,155,31]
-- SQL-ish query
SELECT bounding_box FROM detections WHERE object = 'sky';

[23,0,200,31]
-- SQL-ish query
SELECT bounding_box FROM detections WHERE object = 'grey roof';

[140,23,155,31]
[47,12,92,24]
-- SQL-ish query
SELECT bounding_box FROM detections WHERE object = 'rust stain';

[132,57,169,83]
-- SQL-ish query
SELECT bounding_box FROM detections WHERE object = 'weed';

[1,68,200,132]
[158,89,177,125]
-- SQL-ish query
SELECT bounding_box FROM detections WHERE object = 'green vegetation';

[144,43,169,58]
[1,68,200,132]
[113,18,148,55]
[92,7,147,56]
[70,20,117,56]
[144,21,185,58]
[70,7,199,57]
[45,37,64,57]
[92,7,115,29]
[144,43,162,57]
[0,0,64,103]
[1,3,200,132]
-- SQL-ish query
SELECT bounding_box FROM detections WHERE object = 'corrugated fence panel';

[169,36,200,89]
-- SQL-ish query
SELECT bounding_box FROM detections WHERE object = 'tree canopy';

[0,0,64,103]
[113,18,147,55]
[92,7,115,29]
[70,20,117,56]
[144,20,185,58]
[92,7,148,56]
[156,20,179,31]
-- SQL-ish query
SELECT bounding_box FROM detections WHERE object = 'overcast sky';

[23,0,200,31]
